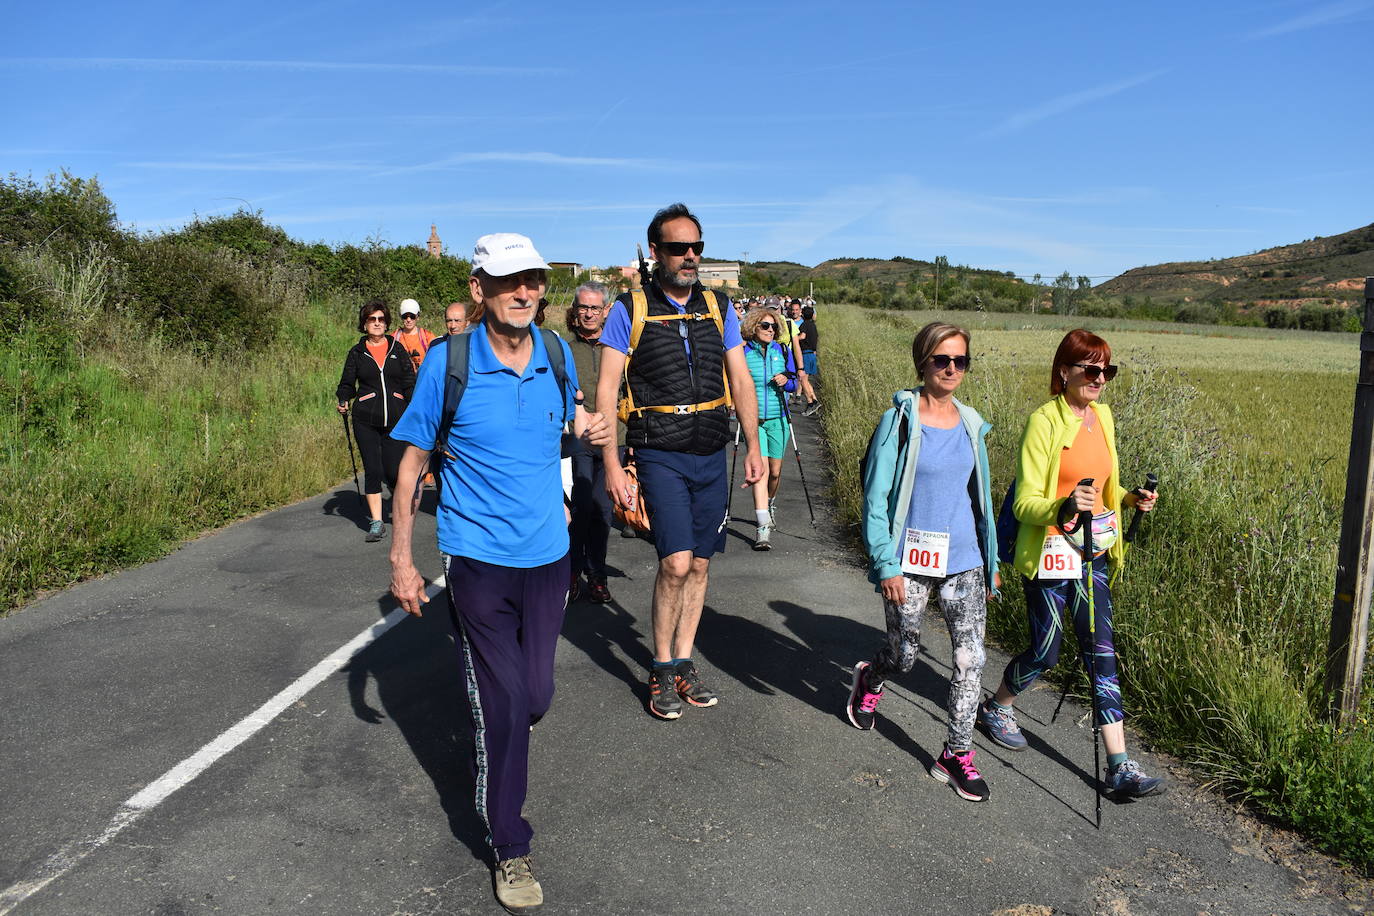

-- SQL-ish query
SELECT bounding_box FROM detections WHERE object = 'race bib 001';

[901,528,950,578]
[1038,533,1082,579]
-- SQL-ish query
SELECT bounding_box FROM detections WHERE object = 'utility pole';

[1327,276,1374,725]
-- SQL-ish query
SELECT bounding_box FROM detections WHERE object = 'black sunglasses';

[758,321,777,330]
[656,240,704,256]
[928,354,971,372]
[1071,363,1118,382]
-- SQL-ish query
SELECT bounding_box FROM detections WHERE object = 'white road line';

[0,580,444,915]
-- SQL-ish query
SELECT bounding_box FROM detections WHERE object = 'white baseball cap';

[399,298,420,316]
[471,233,549,277]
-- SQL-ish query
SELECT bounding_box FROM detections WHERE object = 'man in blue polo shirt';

[597,203,764,720]
[389,232,609,915]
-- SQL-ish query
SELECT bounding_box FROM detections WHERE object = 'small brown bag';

[613,460,652,534]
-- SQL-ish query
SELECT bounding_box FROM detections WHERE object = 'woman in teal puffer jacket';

[741,307,797,550]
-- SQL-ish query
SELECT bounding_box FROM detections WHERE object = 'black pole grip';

[1124,472,1158,543]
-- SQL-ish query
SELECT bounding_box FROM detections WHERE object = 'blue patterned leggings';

[1001,555,1124,726]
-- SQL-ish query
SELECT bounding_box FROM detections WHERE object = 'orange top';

[366,337,389,370]
[1057,417,1110,513]
[395,328,434,372]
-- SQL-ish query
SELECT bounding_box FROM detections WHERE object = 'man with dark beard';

[596,203,764,720]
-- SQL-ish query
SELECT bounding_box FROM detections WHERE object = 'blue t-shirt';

[903,422,981,577]
[391,323,579,568]
[600,289,743,355]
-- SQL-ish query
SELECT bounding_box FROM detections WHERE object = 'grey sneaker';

[1104,758,1165,798]
[647,666,682,720]
[803,400,821,417]
[978,700,1027,751]
[364,519,386,542]
[754,524,772,551]
[494,854,543,914]
[674,660,718,707]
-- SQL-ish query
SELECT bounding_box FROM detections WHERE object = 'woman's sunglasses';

[758,321,777,331]
[1071,363,1119,382]
[928,354,971,372]
[656,240,705,256]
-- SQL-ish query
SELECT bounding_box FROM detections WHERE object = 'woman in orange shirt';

[978,329,1163,799]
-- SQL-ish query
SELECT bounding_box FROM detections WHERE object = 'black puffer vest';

[620,282,731,455]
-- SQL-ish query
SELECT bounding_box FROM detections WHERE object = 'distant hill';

[1099,223,1374,305]
[745,256,1015,287]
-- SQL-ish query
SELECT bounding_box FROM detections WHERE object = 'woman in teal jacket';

[845,322,999,802]
[741,307,797,550]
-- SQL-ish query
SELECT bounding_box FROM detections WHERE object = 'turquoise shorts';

[759,416,791,460]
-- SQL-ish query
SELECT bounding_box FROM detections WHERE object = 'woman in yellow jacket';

[978,329,1164,799]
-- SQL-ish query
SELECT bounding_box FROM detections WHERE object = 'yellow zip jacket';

[1011,396,1130,579]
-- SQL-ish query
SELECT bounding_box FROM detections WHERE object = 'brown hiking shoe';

[494,855,543,913]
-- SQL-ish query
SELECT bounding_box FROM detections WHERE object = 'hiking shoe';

[978,700,1027,751]
[930,746,990,802]
[586,577,612,604]
[647,666,682,720]
[754,524,772,551]
[493,854,543,914]
[674,660,719,707]
[1104,758,1165,798]
[567,573,582,604]
[620,525,639,539]
[365,519,386,543]
[803,400,821,417]
[846,660,883,730]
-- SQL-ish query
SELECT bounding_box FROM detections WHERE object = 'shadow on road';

[341,592,490,864]
[559,595,652,695]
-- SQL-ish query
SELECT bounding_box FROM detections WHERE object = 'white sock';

[755,509,771,527]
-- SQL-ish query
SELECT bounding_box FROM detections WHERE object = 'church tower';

[427,224,442,259]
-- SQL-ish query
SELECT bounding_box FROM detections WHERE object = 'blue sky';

[5,0,1372,280]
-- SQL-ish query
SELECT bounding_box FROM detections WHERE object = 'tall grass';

[0,298,359,611]
[819,304,1374,871]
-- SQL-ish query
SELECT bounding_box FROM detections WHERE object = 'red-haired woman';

[979,329,1163,798]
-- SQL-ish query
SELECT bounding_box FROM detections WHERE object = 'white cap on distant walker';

[399,298,420,316]
[471,233,549,277]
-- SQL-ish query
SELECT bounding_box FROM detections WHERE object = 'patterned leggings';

[1001,555,1124,726]
[867,566,988,751]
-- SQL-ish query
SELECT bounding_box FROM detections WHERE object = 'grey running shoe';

[493,854,543,914]
[647,666,682,719]
[1104,758,1165,798]
[365,519,386,542]
[754,524,772,551]
[930,746,990,802]
[978,700,1027,751]
[674,660,719,707]
[803,400,821,417]
[845,660,882,730]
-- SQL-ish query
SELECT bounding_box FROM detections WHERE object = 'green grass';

[0,298,360,611]
[818,304,1374,872]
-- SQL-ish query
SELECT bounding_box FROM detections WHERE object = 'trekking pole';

[341,410,362,505]
[1124,472,1158,543]
[783,400,817,527]
[1076,478,1103,830]
[727,419,741,517]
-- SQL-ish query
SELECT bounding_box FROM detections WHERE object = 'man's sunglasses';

[1071,363,1118,382]
[656,240,705,256]
[929,354,971,372]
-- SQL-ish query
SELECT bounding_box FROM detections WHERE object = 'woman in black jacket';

[336,299,416,541]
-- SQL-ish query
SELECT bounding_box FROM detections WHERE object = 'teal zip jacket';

[861,388,998,593]
[744,340,796,421]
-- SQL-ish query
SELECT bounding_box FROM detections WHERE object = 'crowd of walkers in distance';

[331,204,1162,914]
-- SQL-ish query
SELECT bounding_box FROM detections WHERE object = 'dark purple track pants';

[445,552,570,861]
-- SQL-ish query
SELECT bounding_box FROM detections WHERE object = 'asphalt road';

[1,410,1366,915]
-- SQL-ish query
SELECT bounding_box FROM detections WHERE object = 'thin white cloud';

[985,188,1157,206]
[985,69,1169,137]
[1243,1,1374,39]
[0,56,557,76]
[124,158,375,173]
[382,151,735,176]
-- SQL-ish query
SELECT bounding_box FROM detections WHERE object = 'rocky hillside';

[1099,223,1374,304]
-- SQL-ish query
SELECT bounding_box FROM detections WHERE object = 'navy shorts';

[635,447,729,559]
